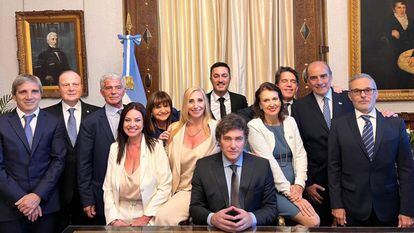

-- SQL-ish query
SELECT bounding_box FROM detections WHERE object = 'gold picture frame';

[15,10,87,98]
[349,0,414,101]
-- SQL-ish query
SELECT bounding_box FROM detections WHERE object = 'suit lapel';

[8,111,31,153]
[100,109,116,142]
[212,155,229,207]
[57,102,73,147]
[307,94,329,132]
[31,110,47,153]
[372,110,384,161]
[347,112,369,158]
[229,92,236,112]
[239,152,253,210]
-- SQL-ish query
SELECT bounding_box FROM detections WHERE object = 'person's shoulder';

[82,107,105,123]
[293,93,313,107]
[81,100,100,112]
[229,91,247,100]
[244,152,269,165]
[196,151,221,165]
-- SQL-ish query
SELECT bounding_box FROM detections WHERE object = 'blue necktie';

[323,97,331,129]
[24,114,35,148]
[361,115,374,161]
[67,108,77,146]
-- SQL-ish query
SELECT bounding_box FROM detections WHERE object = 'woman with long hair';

[155,87,220,225]
[103,102,172,226]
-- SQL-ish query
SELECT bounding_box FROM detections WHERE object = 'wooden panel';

[124,0,159,97]
[293,0,327,98]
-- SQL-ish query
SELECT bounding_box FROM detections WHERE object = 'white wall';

[0,0,123,108]
[327,0,414,112]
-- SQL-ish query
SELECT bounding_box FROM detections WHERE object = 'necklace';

[186,127,202,137]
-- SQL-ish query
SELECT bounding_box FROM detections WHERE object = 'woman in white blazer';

[103,102,172,226]
[247,82,319,226]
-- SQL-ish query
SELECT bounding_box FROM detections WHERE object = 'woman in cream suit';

[103,102,172,226]
[155,87,220,225]
[247,82,319,226]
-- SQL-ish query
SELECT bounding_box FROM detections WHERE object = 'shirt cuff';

[249,212,257,226]
[207,213,214,226]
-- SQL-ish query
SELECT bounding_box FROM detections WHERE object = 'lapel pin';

[338,102,343,105]
[86,110,90,113]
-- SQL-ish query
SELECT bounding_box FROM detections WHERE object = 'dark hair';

[12,74,43,95]
[215,113,249,141]
[393,0,407,8]
[253,82,285,123]
[146,91,173,134]
[275,66,299,84]
[116,102,156,164]
[210,62,231,78]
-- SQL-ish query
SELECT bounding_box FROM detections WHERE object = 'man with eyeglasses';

[44,70,99,231]
[328,73,414,227]
[291,61,354,226]
[77,73,125,225]
[238,66,299,121]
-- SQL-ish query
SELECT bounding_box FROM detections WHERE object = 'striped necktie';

[323,97,331,129]
[361,115,374,161]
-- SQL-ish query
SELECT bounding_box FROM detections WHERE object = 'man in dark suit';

[44,70,99,231]
[328,73,414,227]
[0,74,66,233]
[190,114,278,231]
[238,66,299,121]
[77,73,126,225]
[206,62,248,120]
[291,61,354,226]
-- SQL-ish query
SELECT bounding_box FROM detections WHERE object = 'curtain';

[158,0,294,107]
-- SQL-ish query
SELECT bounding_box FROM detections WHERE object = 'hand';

[131,215,152,226]
[232,207,254,232]
[332,86,344,93]
[392,29,400,39]
[332,208,347,226]
[83,205,96,218]
[158,131,171,141]
[211,207,239,232]
[381,110,397,118]
[288,184,304,202]
[398,214,414,228]
[306,184,325,204]
[15,193,41,216]
[111,219,129,226]
[293,199,316,218]
[27,206,42,222]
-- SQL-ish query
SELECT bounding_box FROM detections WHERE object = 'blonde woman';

[155,87,220,225]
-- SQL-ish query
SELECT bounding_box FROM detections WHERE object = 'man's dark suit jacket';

[189,152,278,226]
[206,91,248,120]
[291,90,354,187]
[0,109,66,221]
[328,110,414,222]
[35,46,70,86]
[44,100,99,206]
[77,107,115,216]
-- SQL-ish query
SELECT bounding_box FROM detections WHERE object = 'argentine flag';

[118,34,147,105]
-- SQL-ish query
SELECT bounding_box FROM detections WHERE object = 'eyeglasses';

[349,88,377,96]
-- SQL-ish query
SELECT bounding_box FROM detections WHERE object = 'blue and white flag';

[118,34,147,105]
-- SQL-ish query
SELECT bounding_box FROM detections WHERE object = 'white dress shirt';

[313,88,333,119]
[355,108,377,142]
[105,104,123,139]
[62,101,82,133]
[210,91,231,120]
[17,107,40,135]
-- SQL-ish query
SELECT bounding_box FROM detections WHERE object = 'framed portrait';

[15,10,88,98]
[349,0,414,101]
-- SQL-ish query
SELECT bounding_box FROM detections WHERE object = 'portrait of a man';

[361,0,414,90]
[30,22,77,87]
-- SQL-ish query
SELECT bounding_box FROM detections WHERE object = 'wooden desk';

[62,225,414,233]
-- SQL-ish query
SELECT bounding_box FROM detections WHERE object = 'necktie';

[67,108,77,146]
[218,97,226,119]
[323,97,331,129]
[361,115,374,161]
[229,164,240,208]
[282,103,290,116]
[24,114,35,148]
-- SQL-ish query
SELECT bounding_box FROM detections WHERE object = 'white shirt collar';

[222,152,243,167]
[355,108,377,120]
[105,103,123,116]
[16,107,40,119]
[62,100,81,113]
[313,88,333,103]
[212,91,230,102]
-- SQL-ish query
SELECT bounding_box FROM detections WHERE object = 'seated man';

[190,114,278,231]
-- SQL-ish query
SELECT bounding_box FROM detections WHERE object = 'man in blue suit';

[77,73,125,225]
[291,61,354,226]
[0,74,66,233]
[328,73,414,227]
